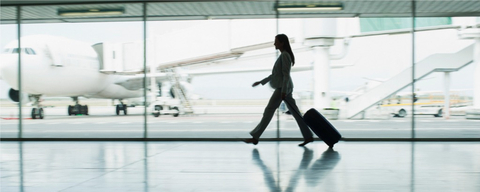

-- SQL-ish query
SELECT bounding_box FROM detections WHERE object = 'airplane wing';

[114,73,168,90]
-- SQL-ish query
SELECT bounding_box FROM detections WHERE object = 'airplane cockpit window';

[9,48,36,55]
[26,48,36,55]
[3,48,10,53]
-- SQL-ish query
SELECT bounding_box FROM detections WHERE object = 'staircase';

[346,44,474,118]
[165,68,194,114]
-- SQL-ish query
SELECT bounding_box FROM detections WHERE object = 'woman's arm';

[260,75,272,85]
[253,75,272,87]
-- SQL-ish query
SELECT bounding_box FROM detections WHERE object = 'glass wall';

[0,6,19,138]
[145,15,278,138]
[276,16,415,139]
[1,1,479,140]
[413,15,480,138]
[2,3,147,138]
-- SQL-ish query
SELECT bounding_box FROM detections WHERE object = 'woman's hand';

[252,81,261,87]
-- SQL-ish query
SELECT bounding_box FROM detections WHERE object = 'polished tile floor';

[1,141,479,192]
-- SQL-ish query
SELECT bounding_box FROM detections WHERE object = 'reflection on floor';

[1,141,479,192]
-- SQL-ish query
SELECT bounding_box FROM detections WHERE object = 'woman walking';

[244,34,314,146]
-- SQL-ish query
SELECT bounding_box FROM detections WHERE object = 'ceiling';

[1,0,480,24]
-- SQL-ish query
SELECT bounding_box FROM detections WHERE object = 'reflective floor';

[1,141,480,192]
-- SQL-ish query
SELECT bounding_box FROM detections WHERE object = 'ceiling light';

[276,3,343,12]
[58,8,125,17]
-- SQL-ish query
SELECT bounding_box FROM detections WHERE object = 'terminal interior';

[1,0,479,191]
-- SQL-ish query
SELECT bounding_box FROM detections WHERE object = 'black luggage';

[284,101,342,148]
[303,108,342,148]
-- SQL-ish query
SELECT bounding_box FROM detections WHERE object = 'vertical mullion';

[411,0,416,139]
[143,2,148,139]
[275,0,280,139]
[17,6,22,139]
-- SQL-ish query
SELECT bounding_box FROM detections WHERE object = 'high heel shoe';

[243,138,258,145]
[298,138,314,146]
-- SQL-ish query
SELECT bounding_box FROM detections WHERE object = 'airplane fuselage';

[0,35,143,99]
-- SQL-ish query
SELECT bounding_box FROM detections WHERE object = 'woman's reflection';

[252,149,281,192]
[252,147,341,192]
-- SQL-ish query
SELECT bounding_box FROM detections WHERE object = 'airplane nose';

[0,54,19,89]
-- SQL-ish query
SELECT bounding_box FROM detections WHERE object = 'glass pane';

[277,16,414,139]
[413,15,480,138]
[18,4,145,138]
[146,10,278,138]
[1,6,19,138]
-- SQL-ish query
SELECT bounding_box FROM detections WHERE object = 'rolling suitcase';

[284,100,342,148]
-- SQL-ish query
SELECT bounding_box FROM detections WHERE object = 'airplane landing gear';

[116,100,128,115]
[31,95,44,119]
[68,97,89,116]
[31,107,44,119]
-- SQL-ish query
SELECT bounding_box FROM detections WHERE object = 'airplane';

[0,35,152,119]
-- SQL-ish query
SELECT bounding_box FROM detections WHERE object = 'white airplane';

[0,35,164,119]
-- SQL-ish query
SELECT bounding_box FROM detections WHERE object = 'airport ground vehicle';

[150,97,182,117]
[389,105,443,118]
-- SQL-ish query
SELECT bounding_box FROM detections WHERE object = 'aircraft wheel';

[116,105,120,115]
[73,104,82,115]
[78,105,85,115]
[84,105,89,115]
[31,108,37,119]
[123,105,127,115]
[38,108,44,119]
[68,105,73,116]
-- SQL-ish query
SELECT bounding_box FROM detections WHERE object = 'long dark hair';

[276,34,295,66]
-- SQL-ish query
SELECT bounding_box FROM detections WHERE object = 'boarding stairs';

[165,68,194,114]
[345,44,474,119]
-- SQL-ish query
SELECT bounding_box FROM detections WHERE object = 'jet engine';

[8,88,19,102]
[7,88,30,103]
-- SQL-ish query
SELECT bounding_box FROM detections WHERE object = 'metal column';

[143,2,148,138]
[443,72,451,119]
[17,6,22,138]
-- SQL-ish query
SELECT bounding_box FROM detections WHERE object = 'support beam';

[303,18,337,110]
[312,46,331,109]
[443,72,451,119]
